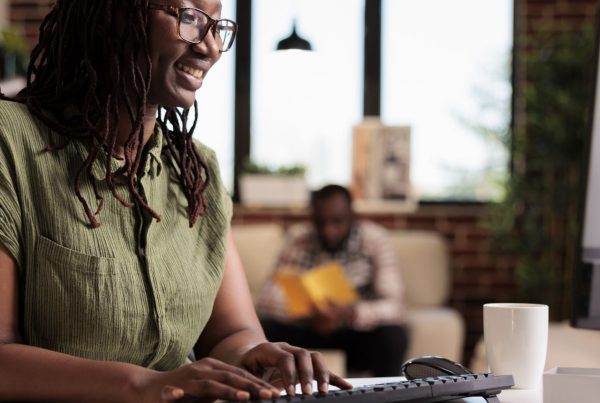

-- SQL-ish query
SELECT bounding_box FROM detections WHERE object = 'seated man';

[256,184,408,376]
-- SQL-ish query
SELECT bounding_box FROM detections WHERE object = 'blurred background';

[1,0,597,368]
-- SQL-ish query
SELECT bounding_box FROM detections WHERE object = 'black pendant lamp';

[276,22,312,51]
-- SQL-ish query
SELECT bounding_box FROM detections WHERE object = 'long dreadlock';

[0,0,210,228]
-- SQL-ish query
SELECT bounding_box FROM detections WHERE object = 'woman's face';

[146,0,223,108]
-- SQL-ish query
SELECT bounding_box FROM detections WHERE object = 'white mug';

[483,303,549,389]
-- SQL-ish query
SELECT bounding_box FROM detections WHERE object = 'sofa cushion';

[232,223,284,302]
[405,308,464,362]
[390,231,450,308]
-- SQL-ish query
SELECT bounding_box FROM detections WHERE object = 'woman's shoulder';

[190,138,232,218]
[0,99,34,124]
[191,139,224,185]
[191,139,218,165]
[0,100,46,147]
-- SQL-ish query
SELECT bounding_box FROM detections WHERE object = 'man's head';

[311,185,354,252]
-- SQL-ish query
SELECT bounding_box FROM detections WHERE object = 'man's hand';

[311,300,355,336]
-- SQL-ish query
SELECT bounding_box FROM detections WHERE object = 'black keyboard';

[239,373,514,403]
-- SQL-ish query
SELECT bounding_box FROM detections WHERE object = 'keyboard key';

[228,373,514,403]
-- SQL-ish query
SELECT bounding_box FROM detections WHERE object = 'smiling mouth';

[176,62,204,80]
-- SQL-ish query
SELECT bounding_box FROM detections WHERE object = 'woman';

[0,0,351,401]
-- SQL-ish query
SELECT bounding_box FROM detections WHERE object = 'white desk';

[487,387,542,403]
[345,377,542,403]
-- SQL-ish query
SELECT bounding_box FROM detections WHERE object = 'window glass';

[193,0,236,191]
[251,0,363,189]
[382,0,513,201]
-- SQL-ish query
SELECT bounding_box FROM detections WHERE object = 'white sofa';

[232,223,465,375]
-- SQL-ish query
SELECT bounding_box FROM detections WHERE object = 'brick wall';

[514,0,597,130]
[233,203,517,364]
[522,0,596,30]
[8,0,53,49]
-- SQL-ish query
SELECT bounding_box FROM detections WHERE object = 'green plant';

[0,26,29,78]
[241,159,306,176]
[1,26,27,55]
[447,55,512,202]
[489,23,595,319]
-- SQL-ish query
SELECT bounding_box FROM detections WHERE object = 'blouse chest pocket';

[36,235,116,274]
[23,235,150,360]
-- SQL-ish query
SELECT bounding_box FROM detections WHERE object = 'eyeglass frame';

[148,2,238,52]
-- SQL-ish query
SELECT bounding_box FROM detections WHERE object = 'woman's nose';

[192,28,221,61]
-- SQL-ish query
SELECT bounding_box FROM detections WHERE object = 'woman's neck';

[112,105,159,160]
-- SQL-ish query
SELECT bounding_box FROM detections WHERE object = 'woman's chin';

[157,98,196,110]
[178,98,196,110]
[148,90,196,110]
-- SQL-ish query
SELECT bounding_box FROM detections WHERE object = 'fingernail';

[287,384,296,396]
[258,388,272,399]
[303,383,313,395]
[164,387,183,400]
[320,382,329,393]
[236,391,250,401]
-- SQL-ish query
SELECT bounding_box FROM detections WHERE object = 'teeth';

[176,62,204,79]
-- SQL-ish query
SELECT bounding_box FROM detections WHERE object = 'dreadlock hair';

[0,0,210,228]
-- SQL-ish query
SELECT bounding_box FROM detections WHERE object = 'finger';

[199,358,280,394]
[272,344,317,396]
[321,308,337,321]
[326,299,339,309]
[287,347,314,395]
[185,379,252,402]
[261,367,285,390]
[329,372,353,390]
[319,301,333,314]
[194,369,279,400]
[269,347,298,396]
[160,385,185,402]
[310,351,330,393]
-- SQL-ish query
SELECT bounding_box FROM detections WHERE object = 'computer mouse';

[401,356,473,380]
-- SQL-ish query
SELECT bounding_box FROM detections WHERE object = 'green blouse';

[0,100,232,370]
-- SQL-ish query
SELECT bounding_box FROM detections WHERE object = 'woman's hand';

[240,342,353,396]
[135,357,281,403]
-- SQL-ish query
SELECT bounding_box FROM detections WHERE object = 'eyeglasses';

[148,3,237,52]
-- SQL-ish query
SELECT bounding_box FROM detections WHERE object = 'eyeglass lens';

[179,8,235,51]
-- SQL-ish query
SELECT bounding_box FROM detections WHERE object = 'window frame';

[232,0,514,204]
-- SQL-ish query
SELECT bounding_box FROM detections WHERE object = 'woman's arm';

[194,228,352,395]
[193,229,267,364]
[0,242,146,402]
[0,243,278,403]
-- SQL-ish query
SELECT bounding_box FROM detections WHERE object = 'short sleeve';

[0,132,23,268]
[196,142,232,224]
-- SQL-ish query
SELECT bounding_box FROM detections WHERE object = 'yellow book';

[275,262,358,318]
